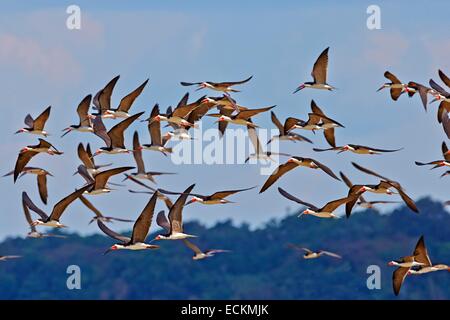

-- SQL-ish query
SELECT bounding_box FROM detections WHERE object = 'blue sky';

[0,1,449,240]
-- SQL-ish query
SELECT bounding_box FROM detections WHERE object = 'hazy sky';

[1,1,449,240]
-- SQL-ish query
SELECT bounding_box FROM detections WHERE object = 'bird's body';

[16,106,51,137]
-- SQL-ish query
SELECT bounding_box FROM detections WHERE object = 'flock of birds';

[1,47,449,296]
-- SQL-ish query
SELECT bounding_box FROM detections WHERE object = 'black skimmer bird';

[126,131,174,183]
[293,47,335,92]
[77,165,133,195]
[278,187,348,219]
[389,235,432,296]
[154,184,197,241]
[92,111,144,155]
[156,211,229,260]
[102,79,149,119]
[0,255,21,262]
[13,139,63,182]
[181,76,253,93]
[140,104,172,155]
[22,192,66,239]
[92,75,120,117]
[4,167,52,204]
[245,124,291,163]
[415,141,450,170]
[61,95,93,137]
[22,185,90,228]
[15,106,51,137]
[158,186,255,205]
[259,157,340,193]
[339,171,399,215]
[407,236,450,275]
[377,71,410,101]
[98,192,160,254]
[208,105,275,132]
[267,111,313,144]
[313,144,402,155]
[78,195,133,224]
[75,143,112,177]
[351,162,419,213]
[287,244,341,259]
[160,93,206,127]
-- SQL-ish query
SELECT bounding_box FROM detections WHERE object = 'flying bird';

[351,162,419,213]
[92,75,120,117]
[74,143,112,177]
[21,186,90,228]
[407,236,450,275]
[377,71,410,101]
[208,105,276,132]
[140,104,173,155]
[156,211,229,260]
[4,167,52,204]
[259,157,340,193]
[154,184,197,240]
[92,111,144,155]
[267,111,313,144]
[102,79,149,119]
[126,131,174,183]
[313,144,402,155]
[98,192,160,254]
[415,141,450,169]
[22,192,67,239]
[389,236,432,296]
[278,187,349,219]
[0,255,21,262]
[181,76,253,93]
[245,123,291,163]
[287,244,341,259]
[13,139,63,182]
[61,95,93,137]
[293,47,335,92]
[157,186,256,205]
[15,106,51,137]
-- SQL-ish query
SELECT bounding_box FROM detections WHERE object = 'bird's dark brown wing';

[321,197,350,213]
[442,141,450,161]
[97,220,130,243]
[397,188,419,213]
[37,174,48,205]
[284,117,301,132]
[311,47,329,84]
[384,71,401,84]
[92,116,111,147]
[14,151,36,182]
[117,79,149,112]
[393,267,409,296]
[132,131,145,173]
[323,128,336,148]
[156,210,170,232]
[49,185,91,221]
[278,187,319,211]
[33,106,51,131]
[24,114,34,128]
[22,193,37,230]
[210,186,256,200]
[236,106,276,120]
[438,69,450,89]
[131,192,158,243]
[413,235,432,267]
[77,143,95,169]
[351,162,392,183]
[407,82,428,111]
[79,195,103,218]
[270,111,284,134]
[443,111,450,140]
[310,100,325,116]
[22,191,49,221]
[108,112,144,149]
[98,75,120,112]
[309,158,340,180]
[94,166,133,190]
[218,76,253,87]
[168,184,195,234]
[259,162,298,193]
[77,95,92,126]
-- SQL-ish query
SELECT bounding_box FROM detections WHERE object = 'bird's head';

[154,235,163,241]
[387,261,396,266]
[358,186,369,193]
[20,147,31,153]
[303,209,314,215]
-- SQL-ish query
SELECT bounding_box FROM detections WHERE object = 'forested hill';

[0,197,449,300]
